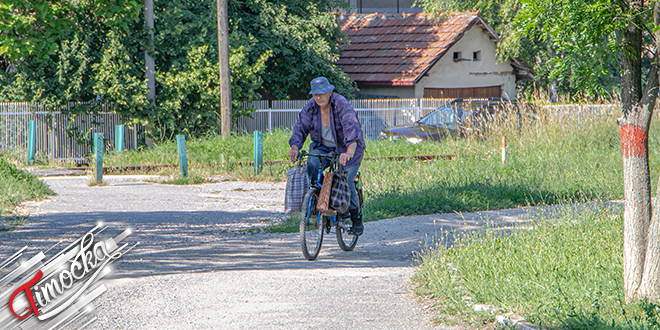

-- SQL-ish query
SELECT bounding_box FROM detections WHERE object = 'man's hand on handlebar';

[339,142,357,166]
[339,152,353,166]
[288,146,299,163]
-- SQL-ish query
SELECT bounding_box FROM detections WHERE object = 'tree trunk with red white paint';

[621,1,660,302]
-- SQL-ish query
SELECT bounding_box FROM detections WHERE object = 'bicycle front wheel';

[300,188,324,260]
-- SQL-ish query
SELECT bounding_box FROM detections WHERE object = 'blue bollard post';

[115,125,125,154]
[95,133,104,183]
[27,120,36,164]
[253,131,263,175]
[177,135,188,177]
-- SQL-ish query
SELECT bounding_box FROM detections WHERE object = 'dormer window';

[453,52,462,62]
[473,51,481,61]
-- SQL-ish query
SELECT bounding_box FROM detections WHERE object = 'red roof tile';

[339,11,493,85]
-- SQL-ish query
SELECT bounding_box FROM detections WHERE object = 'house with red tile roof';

[338,11,533,99]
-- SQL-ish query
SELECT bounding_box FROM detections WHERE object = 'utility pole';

[217,0,232,139]
[144,0,155,102]
[144,0,156,148]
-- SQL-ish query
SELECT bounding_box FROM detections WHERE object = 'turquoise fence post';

[27,120,36,164]
[115,125,125,154]
[253,131,263,175]
[95,133,104,183]
[177,134,188,177]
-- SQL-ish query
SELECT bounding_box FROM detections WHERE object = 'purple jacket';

[289,93,365,167]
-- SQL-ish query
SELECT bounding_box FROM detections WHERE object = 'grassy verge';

[265,213,299,233]
[413,203,660,329]
[0,157,55,216]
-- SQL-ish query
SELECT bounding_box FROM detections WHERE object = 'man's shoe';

[351,223,364,236]
[349,209,363,236]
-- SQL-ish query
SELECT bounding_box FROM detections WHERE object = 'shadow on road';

[0,206,540,279]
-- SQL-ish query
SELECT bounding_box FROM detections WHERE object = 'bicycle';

[296,150,364,261]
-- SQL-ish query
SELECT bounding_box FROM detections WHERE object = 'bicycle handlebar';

[296,150,338,161]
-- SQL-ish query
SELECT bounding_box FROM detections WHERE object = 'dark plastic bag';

[330,168,350,213]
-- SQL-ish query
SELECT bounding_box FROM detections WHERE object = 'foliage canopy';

[0,0,356,140]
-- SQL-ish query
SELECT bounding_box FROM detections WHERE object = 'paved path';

[0,175,538,330]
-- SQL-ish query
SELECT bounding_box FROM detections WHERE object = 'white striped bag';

[284,165,309,214]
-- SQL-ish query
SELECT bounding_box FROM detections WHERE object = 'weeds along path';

[1,175,539,330]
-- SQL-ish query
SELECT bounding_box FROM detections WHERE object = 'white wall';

[415,24,517,99]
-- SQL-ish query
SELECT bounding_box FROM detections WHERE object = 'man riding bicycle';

[288,77,366,236]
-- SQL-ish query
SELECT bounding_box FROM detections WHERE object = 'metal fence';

[236,98,453,140]
[545,104,620,117]
[0,100,622,162]
[0,103,142,162]
[236,99,621,139]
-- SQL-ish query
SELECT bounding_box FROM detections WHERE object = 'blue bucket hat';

[309,77,335,95]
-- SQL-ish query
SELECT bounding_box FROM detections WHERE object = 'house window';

[453,52,462,62]
[473,51,481,61]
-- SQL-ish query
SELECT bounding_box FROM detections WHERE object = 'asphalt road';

[0,175,537,330]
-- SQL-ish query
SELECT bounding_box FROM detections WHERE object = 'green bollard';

[95,133,104,183]
[253,131,263,175]
[115,125,125,154]
[177,134,188,177]
[27,120,36,165]
[93,132,98,156]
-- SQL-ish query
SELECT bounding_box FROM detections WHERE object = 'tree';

[415,0,622,99]
[617,1,660,302]
[0,0,356,140]
[0,0,143,106]
[154,0,356,100]
[419,0,660,303]
[487,0,660,302]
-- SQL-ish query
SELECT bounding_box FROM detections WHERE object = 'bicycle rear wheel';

[300,188,324,260]
[336,186,363,251]
[337,221,358,251]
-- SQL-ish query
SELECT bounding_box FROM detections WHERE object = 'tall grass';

[0,157,55,213]
[361,106,648,220]
[412,104,660,328]
[413,204,660,329]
